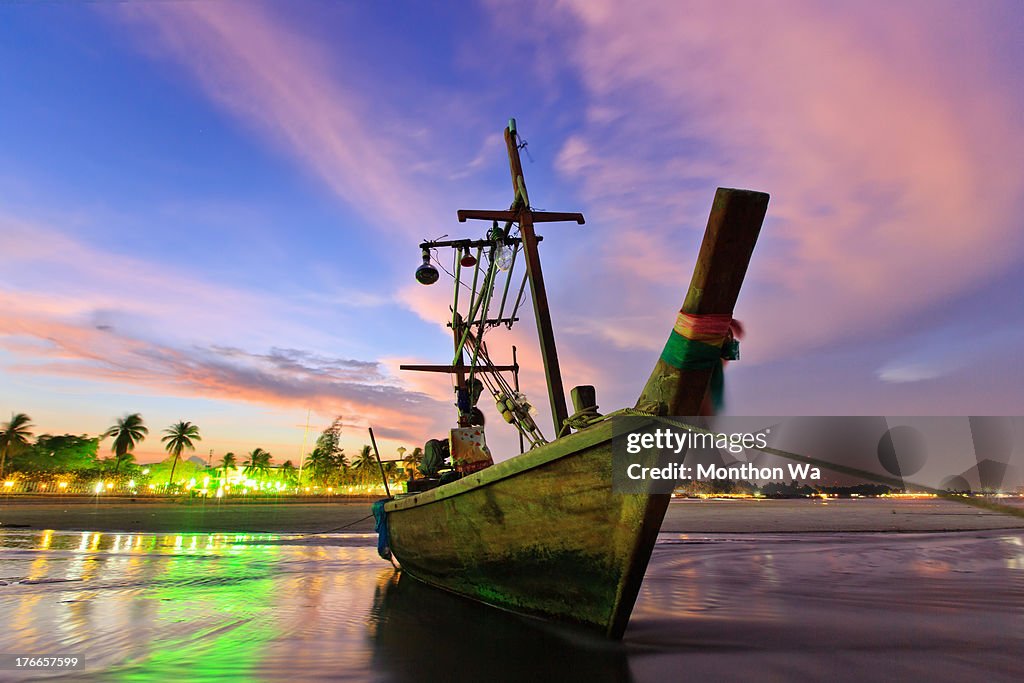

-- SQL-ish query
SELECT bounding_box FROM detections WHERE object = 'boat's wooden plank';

[456,209,518,223]
[385,419,617,512]
[530,211,585,224]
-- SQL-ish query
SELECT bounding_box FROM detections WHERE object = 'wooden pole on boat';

[456,120,585,435]
[611,187,769,640]
[368,428,391,498]
[504,121,570,435]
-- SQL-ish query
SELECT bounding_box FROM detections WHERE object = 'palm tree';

[104,413,148,474]
[334,450,350,484]
[403,446,423,479]
[243,448,272,481]
[351,444,377,483]
[279,460,298,486]
[0,413,34,478]
[162,421,201,486]
[220,452,237,484]
[306,447,340,487]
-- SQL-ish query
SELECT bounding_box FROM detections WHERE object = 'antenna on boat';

[512,345,524,454]
[368,427,391,498]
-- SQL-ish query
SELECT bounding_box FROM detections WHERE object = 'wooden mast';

[457,119,585,436]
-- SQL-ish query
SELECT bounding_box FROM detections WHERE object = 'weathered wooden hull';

[383,420,669,639]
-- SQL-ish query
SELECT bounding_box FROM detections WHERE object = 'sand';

[2,495,1023,534]
[2,500,1023,681]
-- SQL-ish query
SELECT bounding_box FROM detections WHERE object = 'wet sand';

[2,496,1023,534]
[1,525,1022,682]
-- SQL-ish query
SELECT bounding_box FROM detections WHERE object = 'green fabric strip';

[660,330,729,410]
[660,330,722,370]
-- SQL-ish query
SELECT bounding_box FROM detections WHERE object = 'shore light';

[415,248,439,285]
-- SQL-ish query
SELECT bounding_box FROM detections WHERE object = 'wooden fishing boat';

[375,119,768,639]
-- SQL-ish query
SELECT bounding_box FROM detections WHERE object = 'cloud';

[0,214,450,442]
[877,363,944,384]
[0,307,445,442]
[877,320,1024,385]
[501,0,1024,365]
[109,0,445,234]
[0,215,316,350]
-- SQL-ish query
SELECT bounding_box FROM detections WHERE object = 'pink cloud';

[0,214,451,446]
[514,0,1024,365]
[0,304,445,442]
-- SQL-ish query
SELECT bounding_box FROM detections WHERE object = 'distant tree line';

[0,411,417,491]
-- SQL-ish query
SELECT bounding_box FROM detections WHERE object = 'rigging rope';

[559,407,659,438]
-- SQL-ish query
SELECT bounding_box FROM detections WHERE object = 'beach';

[2,498,1024,681]
[2,496,1023,534]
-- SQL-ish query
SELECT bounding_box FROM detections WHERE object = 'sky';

[1,0,1022,466]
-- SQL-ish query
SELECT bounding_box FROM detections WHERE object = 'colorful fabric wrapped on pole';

[659,312,741,411]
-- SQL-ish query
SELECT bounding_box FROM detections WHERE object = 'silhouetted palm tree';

[243,448,272,481]
[104,413,148,474]
[352,445,377,483]
[220,452,237,484]
[162,421,201,486]
[306,447,341,487]
[0,413,34,478]
[403,446,423,479]
[279,460,298,486]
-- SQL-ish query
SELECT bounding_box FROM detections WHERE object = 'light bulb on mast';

[415,248,440,285]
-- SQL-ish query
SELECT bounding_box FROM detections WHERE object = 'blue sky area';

[2,0,1022,463]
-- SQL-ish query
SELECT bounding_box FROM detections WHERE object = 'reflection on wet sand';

[369,571,632,683]
[0,528,1022,681]
[626,532,1024,680]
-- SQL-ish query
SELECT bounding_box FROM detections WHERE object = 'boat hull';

[383,420,669,638]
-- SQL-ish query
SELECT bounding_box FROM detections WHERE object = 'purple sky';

[1,1,1022,464]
